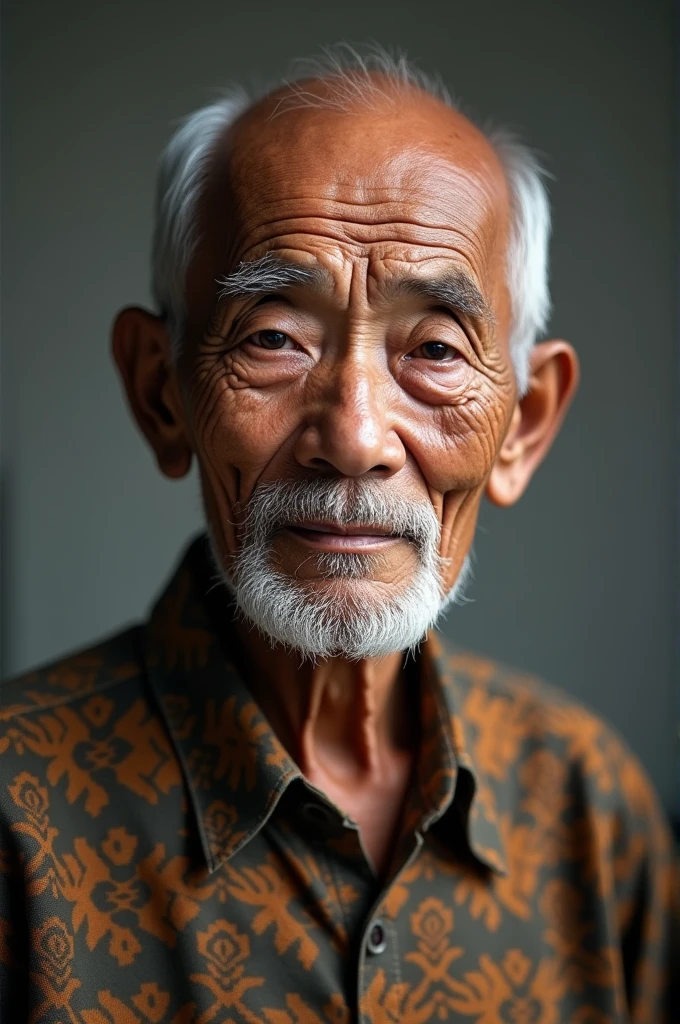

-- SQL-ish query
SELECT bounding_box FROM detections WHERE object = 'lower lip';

[284,526,402,553]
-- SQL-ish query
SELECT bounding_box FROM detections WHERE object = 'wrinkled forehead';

[211,84,511,263]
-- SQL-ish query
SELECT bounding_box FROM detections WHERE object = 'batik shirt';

[0,537,677,1024]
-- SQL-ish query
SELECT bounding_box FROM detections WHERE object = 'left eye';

[412,341,459,361]
[250,330,292,350]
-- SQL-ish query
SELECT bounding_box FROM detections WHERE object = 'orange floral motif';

[403,897,465,1016]
[445,950,568,1023]
[460,681,535,782]
[33,915,75,988]
[200,697,270,791]
[225,854,321,969]
[518,750,570,825]
[8,770,64,900]
[133,845,217,935]
[82,695,116,729]
[14,698,181,818]
[81,989,144,1024]
[383,858,425,919]
[101,826,139,866]
[360,972,414,1024]
[410,897,454,961]
[46,654,105,693]
[58,835,151,966]
[454,872,503,933]
[30,916,82,1018]
[131,981,172,1022]
[503,949,532,987]
[202,799,245,859]
[8,770,50,821]
[190,918,264,1022]
[263,992,351,1024]
[454,815,546,933]
[542,705,619,795]
[196,918,250,985]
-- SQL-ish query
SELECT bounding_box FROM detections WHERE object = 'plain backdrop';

[1,0,677,816]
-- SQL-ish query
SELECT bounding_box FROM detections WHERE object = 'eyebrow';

[384,271,496,328]
[216,254,495,331]
[216,253,332,300]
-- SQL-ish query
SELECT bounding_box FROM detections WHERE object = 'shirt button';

[366,920,387,955]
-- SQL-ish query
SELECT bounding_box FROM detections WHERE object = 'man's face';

[177,91,516,641]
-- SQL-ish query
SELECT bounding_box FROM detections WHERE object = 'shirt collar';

[144,536,301,873]
[145,536,506,877]
[422,633,508,876]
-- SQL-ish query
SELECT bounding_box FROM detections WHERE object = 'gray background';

[2,0,677,815]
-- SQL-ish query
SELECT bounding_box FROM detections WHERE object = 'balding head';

[151,47,551,395]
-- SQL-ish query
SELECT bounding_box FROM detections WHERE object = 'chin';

[231,562,446,661]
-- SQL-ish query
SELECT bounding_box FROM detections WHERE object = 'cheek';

[439,489,485,591]
[414,384,510,495]
[188,367,305,554]
[409,387,510,585]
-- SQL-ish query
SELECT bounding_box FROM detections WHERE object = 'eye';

[412,341,460,361]
[249,330,294,350]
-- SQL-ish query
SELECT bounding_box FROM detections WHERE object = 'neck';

[233,622,416,783]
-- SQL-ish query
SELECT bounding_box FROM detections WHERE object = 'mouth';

[283,520,403,553]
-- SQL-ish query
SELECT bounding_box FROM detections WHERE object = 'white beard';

[207,478,473,661]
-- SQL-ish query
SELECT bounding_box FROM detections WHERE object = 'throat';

[298,653,411,779]
[232,620,421,873]
[297,655,419,875]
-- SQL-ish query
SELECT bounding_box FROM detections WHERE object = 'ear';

[111,307,193,479]
[486,340,579,507]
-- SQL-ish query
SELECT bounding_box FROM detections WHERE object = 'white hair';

[151,44,551,395]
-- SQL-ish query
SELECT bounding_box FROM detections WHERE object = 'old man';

[1,47,676,1022]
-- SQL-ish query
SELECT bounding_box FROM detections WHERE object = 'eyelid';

[430,304,464,324]
[253,293,291,308]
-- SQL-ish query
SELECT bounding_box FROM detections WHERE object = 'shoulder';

[0,625,145,723]
[437,639,667,830]
[443,639,624,749]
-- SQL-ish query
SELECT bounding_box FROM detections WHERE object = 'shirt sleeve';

[611,748,679,1023]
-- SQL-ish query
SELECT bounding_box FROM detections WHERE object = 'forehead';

[200,87,511,300]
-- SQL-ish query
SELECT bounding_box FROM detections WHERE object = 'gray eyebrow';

[216,253,331,299]
[385,271,496,328]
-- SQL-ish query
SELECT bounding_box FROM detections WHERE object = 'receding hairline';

[222,70,498,170]
[199,74,509,270]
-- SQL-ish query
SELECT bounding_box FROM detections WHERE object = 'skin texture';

[113,78,579,874]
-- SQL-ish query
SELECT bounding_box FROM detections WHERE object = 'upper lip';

[288,521,396,537]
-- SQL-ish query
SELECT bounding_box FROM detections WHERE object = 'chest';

[13,804,623,1024]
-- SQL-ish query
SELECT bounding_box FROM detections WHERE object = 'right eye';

[247,330,295,350]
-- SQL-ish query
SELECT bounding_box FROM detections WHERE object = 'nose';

[294,356,406,478]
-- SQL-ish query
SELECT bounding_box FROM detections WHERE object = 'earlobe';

[486,339,579,508]
[111,307,193,480]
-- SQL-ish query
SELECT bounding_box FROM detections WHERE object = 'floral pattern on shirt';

[1,536,677,1023]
